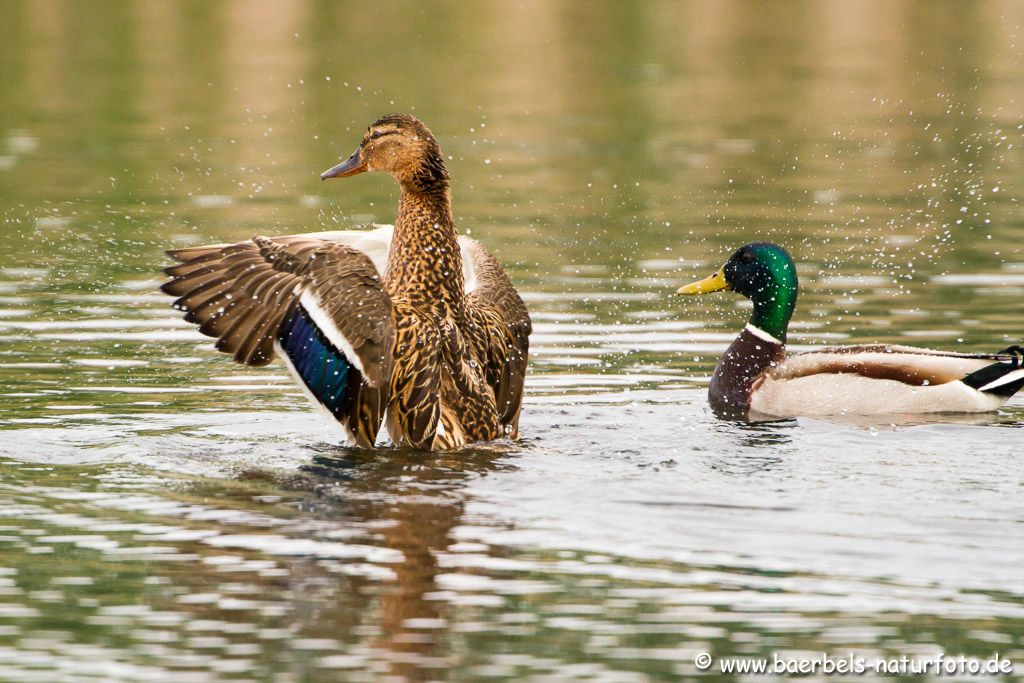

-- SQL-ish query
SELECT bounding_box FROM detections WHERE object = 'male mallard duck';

[162,114,531,450]
[677,242,1024,418]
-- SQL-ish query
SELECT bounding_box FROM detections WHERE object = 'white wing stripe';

[273,341,357,445]
[458,236,479,295]
[298,290,368,377]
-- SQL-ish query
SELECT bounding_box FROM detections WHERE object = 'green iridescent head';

[677,242,799,342]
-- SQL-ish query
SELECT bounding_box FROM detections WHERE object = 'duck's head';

[321,113,448,191]
[677,242,798,342]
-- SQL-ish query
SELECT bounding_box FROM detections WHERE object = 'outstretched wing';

[461,238,531,436]
[162,236,393,447]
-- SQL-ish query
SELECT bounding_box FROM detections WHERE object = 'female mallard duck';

[162,114,531,450]
[677,242,1024,418]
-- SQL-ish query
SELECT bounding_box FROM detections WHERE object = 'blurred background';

[0,2,1023,682]
[2,1,1022,284]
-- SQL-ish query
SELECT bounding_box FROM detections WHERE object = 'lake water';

[1,2,1023,681]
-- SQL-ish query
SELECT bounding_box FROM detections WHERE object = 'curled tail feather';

[961,346,1024,398]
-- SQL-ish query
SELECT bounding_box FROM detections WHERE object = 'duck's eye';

[740,251,754,263]
[370,130,385,139]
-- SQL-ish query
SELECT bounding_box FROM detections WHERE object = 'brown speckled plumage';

[162,114,530,450]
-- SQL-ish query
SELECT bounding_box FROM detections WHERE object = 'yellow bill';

[676,269,730,295]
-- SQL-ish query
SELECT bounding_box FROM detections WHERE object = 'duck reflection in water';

[253,445,515,678]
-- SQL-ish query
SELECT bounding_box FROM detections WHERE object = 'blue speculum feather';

[278,305,351,417]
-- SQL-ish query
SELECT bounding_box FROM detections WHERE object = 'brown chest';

[709,327,785,415]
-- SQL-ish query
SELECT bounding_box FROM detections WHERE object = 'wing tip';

[160,279,183,296]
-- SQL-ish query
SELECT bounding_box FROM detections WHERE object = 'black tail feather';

[961,346,1024,398]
